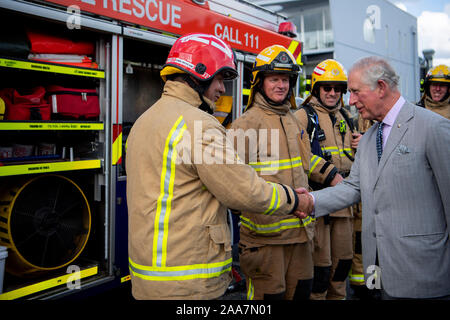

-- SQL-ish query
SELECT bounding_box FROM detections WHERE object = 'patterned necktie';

[376,122,385,162]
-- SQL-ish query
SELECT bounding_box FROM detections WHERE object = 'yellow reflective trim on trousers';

[129,257,232,281]
[153,116,187,268]
[240,215,315,234]
[263,182,280,215]
[247,278,254,300]
[349,269,365,283]
[349,273,365,283]
[249,156,302,172]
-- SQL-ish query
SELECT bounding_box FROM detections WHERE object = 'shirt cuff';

[311,194,316,217]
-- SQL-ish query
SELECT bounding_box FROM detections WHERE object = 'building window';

[297,6,333,51]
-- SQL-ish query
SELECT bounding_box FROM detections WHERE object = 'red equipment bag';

[0,87,51,120]
[47,85,100,119]
[26,30,95,55]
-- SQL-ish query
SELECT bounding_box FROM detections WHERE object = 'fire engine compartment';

[119,38,168,177]
[0,0,299,300]
[0,8,111,299]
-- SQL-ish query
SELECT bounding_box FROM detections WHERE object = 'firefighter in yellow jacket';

[417,64,449,119]
[126,34,311,300]
[230,45,342,300]
[294,59,355,300]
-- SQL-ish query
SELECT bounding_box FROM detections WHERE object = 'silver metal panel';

[233,60,245,120]
[247,0,327,13]
[208,0,287,32]
[0,0,122,34]
[235,52,245,62]
[245,54,256,64]
[109,164,117,274]
[123,26,177,47]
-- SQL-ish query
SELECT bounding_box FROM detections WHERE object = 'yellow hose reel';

[0,174,91,276]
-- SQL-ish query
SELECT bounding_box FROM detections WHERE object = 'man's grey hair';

[349,56,400,90]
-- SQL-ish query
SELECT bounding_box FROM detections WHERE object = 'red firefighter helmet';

[161,33,238,82]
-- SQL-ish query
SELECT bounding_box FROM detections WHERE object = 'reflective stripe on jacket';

[230,92,336,244]
[126,81,299,299]
[294,96,354,217]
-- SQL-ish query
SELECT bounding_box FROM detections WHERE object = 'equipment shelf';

[0,121,105,131]
[0,121,104,131]
[0,265,99,300]
[0,57,105,79]
[0,159,102,177]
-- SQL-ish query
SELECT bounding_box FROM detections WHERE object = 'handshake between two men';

[293,188,314,219]
[292,172,344,219]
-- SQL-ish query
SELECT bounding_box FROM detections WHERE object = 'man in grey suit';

[299,56,450,299]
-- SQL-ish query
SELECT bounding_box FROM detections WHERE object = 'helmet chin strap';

[183,75,214,114]
[443,91,450,102]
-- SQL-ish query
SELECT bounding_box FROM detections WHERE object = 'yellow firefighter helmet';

[425,64,450,85]
[247,45,301,110]
[420,64,450,102]
[310,59,347,94]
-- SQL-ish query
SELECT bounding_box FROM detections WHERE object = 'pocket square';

[397,144,410,154]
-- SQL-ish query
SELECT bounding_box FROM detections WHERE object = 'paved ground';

[88,266,247,301]
[88,266,364,301]
[86,247,366,301]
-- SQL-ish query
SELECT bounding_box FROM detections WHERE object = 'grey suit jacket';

[312,101,450,298]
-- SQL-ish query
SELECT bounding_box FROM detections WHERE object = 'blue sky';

[389,0,450,66]
[392,0,447,16]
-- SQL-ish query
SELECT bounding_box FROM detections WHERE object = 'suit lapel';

[374,102,414,186]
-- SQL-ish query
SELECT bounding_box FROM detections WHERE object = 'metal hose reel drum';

[0,174,91,276]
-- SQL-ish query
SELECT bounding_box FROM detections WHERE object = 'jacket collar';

[163,80,216,113]
[424,94,450,110]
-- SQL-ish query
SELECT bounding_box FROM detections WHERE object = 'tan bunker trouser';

[311,216,353,300]
[239,241,313,300]
[350,204,364,287]
[349,203,371,303]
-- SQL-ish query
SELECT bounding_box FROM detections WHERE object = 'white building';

[246,0,420,103]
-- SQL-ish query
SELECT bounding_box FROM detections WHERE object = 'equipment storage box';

[46,85,100,119]
[0,246,7,294]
